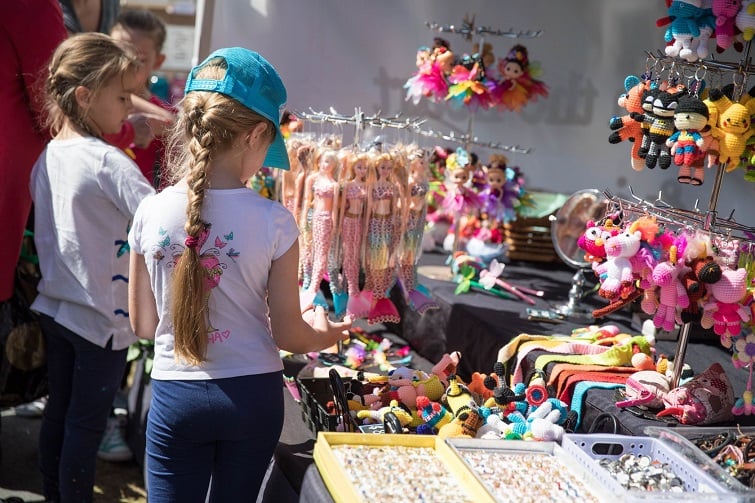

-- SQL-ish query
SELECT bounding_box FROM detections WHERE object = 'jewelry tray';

[562,433,738,502]
[645,426,755,501]
[313,433,610,502]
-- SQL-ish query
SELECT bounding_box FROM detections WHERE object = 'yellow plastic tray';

[312,432,494,503]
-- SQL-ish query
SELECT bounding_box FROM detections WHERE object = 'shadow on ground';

[0,409,146,503]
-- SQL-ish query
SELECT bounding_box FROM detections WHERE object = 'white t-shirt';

[128,183,299,380]
[30,137,155,350]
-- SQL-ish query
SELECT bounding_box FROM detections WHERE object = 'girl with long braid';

[127,48,350,501]
[364,151,403,324]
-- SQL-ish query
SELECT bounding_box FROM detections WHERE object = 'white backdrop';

[199,0,755,221]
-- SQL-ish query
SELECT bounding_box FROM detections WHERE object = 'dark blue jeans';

[37,314,128,503]
[146,371,284,503]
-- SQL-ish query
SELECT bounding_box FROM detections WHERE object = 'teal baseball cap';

[184,47,290,170]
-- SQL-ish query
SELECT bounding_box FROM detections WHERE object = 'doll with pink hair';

[363,151,403,324]
[300,149,340,308]
[398,147,438,314]
[338,151,370,318]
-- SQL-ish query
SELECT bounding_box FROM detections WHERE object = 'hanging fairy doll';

[404,37,455,104]
[300,148,340,308]
[363,151,403,324]
[441,148,481,251]
[398,147,439,314]
[492,44,549,112]
[337,151,371,318]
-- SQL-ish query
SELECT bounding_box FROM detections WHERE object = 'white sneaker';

[97,414,133,462]
[15,396,47,417]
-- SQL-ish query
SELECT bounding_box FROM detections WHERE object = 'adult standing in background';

[0,1,67,303]
[59,0,119,35]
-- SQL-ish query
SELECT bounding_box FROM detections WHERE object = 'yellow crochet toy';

[708,87,755,171]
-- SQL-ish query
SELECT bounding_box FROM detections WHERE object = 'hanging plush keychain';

[666,93,711,185]
[713,0,744,53]
[631,84,686,170]
[707,87,755,171]
[609,75,650,172]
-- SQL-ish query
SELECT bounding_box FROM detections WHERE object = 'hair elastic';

[185,236,200,249]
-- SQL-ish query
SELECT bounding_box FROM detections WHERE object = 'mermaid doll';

[337,151,371,318]
[398,147,439,314]
[301,148,340,309]
[296,143,316,290]
[281,138,307,223]
[363,151,402,324]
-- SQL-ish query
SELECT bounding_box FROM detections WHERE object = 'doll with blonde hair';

[398,147,439,314]
[300,148,341,308]
[127,48,350,501]
[363,151,403,324]
[338,151,371,318]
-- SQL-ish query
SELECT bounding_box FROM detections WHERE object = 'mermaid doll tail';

[313,289,330,310]
[332,290,349,318]
[368,297,401,325]
[347,290,372,320]
[408,286,439,315]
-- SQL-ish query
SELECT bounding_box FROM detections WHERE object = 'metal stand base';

[552,268,594,320]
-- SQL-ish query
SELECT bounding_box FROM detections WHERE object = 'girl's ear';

[74,85,91,110]
[247,122,270,146]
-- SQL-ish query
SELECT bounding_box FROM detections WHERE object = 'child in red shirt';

[107,9,175,189]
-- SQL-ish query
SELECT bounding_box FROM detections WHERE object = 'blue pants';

[37,314,128,503]
[146,371,284,502]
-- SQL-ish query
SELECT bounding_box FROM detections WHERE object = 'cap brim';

[263,126,290,170]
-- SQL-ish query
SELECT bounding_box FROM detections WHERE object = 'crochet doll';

[363,151,402,324]
[301,149,341,307]
[666,94,710,185]
[338,151,370,318]
[397,147,438,314]
[608,76,650,172]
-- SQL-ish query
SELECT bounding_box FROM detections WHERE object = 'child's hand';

[129,113,172,147]
[304,306,352,345]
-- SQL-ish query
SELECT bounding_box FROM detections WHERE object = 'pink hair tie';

[185,236,200,249]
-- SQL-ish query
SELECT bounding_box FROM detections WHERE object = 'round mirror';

[551,189,607,269]
[549,189,607,319]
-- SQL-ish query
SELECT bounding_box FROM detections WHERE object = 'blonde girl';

[127,48,350,501]
[30,33,155,503]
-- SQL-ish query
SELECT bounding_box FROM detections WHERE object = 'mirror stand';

[551,268,593,319]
